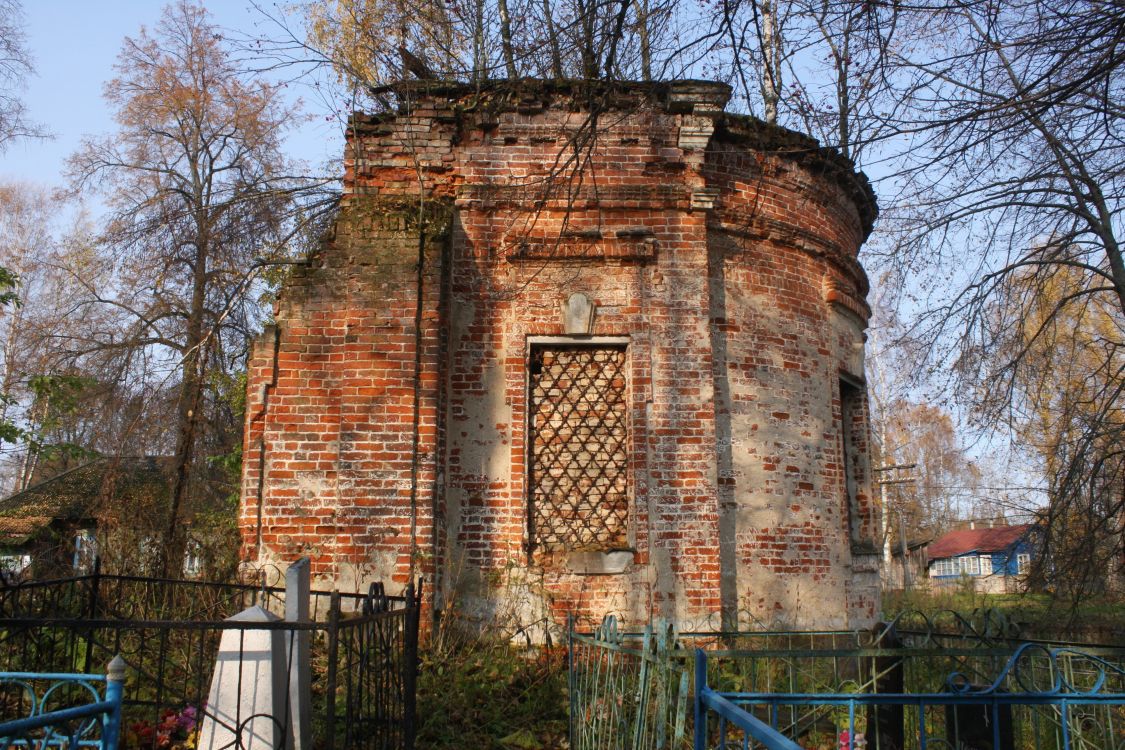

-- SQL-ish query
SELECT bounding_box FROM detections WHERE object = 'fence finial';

[107,654,126,681]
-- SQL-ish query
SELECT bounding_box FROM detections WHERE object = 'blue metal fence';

[693,643,1125,750]
[694,651,804,750]
[0,656,124,750]
[570,614,1125,750]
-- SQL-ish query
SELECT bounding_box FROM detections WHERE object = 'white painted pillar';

[198,605,288,750]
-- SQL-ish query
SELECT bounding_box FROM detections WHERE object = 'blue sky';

[0,2,1039,511]
[2,1,343,191]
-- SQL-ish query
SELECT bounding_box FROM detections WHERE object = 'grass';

[883,582,1125,642]
[416,641,569,749]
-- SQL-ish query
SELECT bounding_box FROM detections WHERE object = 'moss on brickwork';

[342,195,455,236]
[276,196,453,298]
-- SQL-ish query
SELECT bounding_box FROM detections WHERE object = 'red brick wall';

[240,81,880,632]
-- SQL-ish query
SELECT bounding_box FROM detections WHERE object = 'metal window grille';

[529,346,629,552]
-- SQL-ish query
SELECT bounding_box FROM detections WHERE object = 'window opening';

[73,528,97,572]
[529,345,629,552]
[839,378,862,542]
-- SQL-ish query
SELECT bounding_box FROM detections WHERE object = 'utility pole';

[874,463,916,589]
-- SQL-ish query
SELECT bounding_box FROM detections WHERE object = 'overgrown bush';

[416,641,568,750]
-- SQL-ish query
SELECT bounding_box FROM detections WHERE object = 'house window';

[931,556,984,577]
[0,553,30,579]
[1017,553,1030,574]
[183,539,203,578]
[964,555,980,576]
[529,345,629,552]
[73,529,97,572]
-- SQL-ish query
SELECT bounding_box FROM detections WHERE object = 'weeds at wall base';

[416,640,568,750]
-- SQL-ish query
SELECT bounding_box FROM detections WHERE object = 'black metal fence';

[0,566,421,750]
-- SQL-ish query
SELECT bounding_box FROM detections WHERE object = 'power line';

[904,484,1046,492]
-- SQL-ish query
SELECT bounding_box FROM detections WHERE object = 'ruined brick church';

[239,80,881,632]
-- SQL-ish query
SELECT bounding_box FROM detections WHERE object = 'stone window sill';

[566,550,635,575]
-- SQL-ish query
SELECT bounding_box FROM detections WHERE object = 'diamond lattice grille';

[530,346,629,551]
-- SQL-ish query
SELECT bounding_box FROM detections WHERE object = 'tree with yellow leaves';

[880,400,984,543]
[999,262,1125,596]
[303,0,466,87]
[289,0,676,89]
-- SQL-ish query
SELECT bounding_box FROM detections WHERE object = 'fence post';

[633,624,654,749]
[654,622,671,750]
[285,558,311,750]
[402,579,421,750]
[567,614,575,750]
[693,650,707,750]
[85,557,102,668]
[104,654,125,750]
[867,621,905,750]
[325,591,340,750]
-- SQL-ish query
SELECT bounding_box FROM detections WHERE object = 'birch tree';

[0,0,42,150]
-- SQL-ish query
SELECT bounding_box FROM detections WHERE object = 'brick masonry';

[240,80,882,633]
